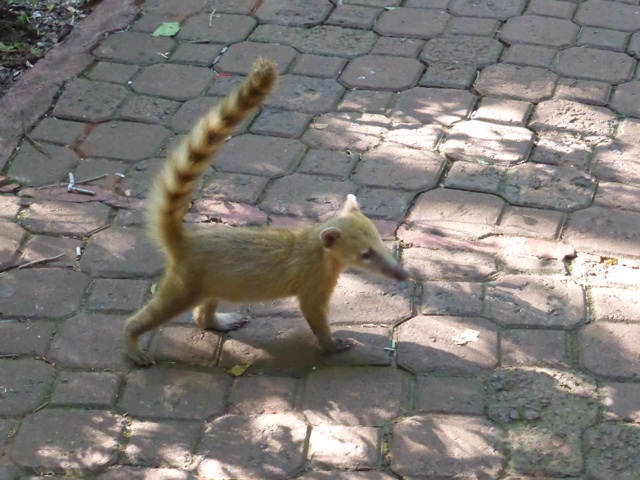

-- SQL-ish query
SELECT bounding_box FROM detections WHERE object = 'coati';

[123,57,410,366]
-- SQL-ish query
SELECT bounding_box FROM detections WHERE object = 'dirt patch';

[0,0,101,97]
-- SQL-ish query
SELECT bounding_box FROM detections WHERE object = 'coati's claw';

[130,350,156,367]
[330,337,357,352]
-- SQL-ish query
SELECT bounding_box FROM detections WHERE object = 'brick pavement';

[0,0,639,478]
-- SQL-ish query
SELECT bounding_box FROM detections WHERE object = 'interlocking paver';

[579,322,640,379]
[391,414,504,477]
[415,376,485,414]
[442,120,534,165]
[554,78,611,106]
[475,64,558,102]
[8,143,78,186]
[485,275,585,328]
[353,143,445,191]
[216,42,297,75]
[198,413,307,479]
[28,117,86,145]
[0,321,55,356]
[22,201,111,236]
[375,8,450,39]
[447,16,501,36]
[255,0,332,27]
[327,5,381,29]
[7,409,123,473]
[302,367,406,426]
[419,63,478,89]
[80,121,170,161]
[610,81,640,117]
[93,31,175,65]
[555,47,635,83]
[397,315,499,374]
[0,269,89,318]
[215,134,305,177]
[529,99,616,136]
[487,368,597,476]
[121,367,230,419]
[585,423,640,479]
[498,205,564,239]
[124,420,199,468]
[169,43,222,66]
[564,206,640,257]
[308,425,379,468]
[228,376,297,414]
[80,227,163,276]
[421,36,503,67]
[421,281,484,316]
[265,75,345,113]
[501,329,569,366]
[526,0,576,18]
[383,124,441,150]
[119,95,179,125]
[0,359,54,415]
[132,64,213,101]
[96,467,193,480]
[0,222,23,269]
[590,287,640,322]
[407,189,505,239]
[371,36,424,57]
[296,149,358,177]
[339,55,423,90]
[575,0,640,32]
[290,54,346,78]
[302,112,390,151]
[294,25,377,58]
[50,371,120,408]
[176,13,256,43]
[578,27,629,52]
[403,244,497,280]
[502,44,557,68]
[500,15,579,47]
[449,0,525,18]
[391,87,476,125]
[443,162,504,194]
[601,382,640,422]
[53,78,128,122]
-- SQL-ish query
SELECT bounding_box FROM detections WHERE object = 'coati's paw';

[330,337,357,352]
[210,312,248,332]
[129,349,156,367]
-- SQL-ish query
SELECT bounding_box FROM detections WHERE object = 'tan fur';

[123,58,409,366]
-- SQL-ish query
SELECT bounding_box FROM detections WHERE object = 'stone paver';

[3,0,640,477]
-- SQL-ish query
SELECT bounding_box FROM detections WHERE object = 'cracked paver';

[1,0,639,477]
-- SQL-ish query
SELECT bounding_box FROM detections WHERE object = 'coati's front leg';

[193,298,247,331]
[298,288,356,352]
[124,274,199,366]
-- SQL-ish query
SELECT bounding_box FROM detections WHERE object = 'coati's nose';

[385,263,410,281]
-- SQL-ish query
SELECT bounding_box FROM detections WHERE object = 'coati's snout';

[320,194,411,282]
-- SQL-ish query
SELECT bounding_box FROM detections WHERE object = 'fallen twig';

[17,253,65,269]
[22,115,51,158]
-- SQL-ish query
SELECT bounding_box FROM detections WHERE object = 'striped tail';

[146,58,279,259]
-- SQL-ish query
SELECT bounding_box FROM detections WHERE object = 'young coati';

[123,57,410,366]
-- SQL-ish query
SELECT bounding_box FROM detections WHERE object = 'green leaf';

[228,363,252,377]
[152,22,180,37]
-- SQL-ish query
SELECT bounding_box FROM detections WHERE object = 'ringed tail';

[146,58,279,259]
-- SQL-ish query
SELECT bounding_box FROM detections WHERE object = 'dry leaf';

[452,329,480,346]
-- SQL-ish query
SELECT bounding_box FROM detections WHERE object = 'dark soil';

[0,0,101,97]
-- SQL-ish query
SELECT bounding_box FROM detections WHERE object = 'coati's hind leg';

[124,275,199,366]
[193,298,248,331]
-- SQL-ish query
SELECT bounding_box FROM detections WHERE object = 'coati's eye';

[361,248,375,260]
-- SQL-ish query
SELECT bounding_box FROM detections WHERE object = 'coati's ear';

[341,194,360,214]
[320,227,341,248]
